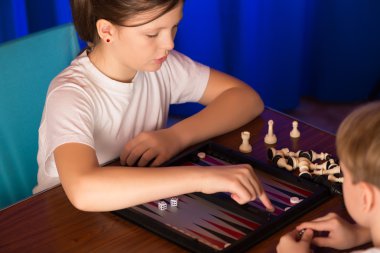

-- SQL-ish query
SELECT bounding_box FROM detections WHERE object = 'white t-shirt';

[352,248,380,253]
[34,50,210,193]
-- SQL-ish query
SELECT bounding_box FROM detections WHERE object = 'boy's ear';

[360,182,375,212]
[96,19,116,43]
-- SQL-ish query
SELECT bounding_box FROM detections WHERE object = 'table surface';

[0,108,352,253]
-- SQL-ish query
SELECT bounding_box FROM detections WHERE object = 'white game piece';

[273,155,294,171]
[309,160,329,170]
[298,160,310,172]
[290,121,300,138]
[328,174,344,183]
[158,200,167,211]
[290,196,302,204]
[284,207,291,211]
[312,166,340,175]
[328,159,338,168]
[310,150,330,161]
[287,156,309,170]
[277,148,290,157]
[197,152,206,159]
[327,166,341,174]
[239,131,252,153]
[287,150,301,158]
[328,163,339,171]
[170,197,178,207]
[311,169,324,175]
[264,120,277,144]
[268,147,289,160]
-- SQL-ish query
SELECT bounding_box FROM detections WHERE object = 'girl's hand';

[121,130,274,209]
[120,128,184,167]
[199,164,274,209]
[277,228,313,253]
[296,212,371,250]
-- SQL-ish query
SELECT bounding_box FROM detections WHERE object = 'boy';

[277,101,380,253]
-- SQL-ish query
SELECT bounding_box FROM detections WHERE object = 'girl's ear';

[96,19,116,43]
[360,182,375,213]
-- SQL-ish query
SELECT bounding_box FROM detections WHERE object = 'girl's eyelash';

[147,34,158,38]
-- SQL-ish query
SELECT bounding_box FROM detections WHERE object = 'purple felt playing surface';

[132,194,259,250]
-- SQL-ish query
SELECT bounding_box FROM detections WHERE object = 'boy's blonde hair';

[336,101,380,187]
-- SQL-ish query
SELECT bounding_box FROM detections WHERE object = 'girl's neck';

[88,45,136,83]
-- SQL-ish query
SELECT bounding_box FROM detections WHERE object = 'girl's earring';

[106,39,110,43]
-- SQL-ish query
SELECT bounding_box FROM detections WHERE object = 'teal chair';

[0,24,80,209]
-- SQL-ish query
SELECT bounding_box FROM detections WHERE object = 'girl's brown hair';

[336,101,380,187]
[70,0,182,44]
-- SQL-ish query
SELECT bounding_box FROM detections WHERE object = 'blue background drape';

[1,0,380,112]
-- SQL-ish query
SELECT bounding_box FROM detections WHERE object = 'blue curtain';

[1,0,380,111]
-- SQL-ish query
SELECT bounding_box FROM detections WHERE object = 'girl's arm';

[120,68,263,167]
[55,142,272,212]
[171,68,264,148]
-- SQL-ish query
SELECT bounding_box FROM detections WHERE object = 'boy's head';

[337,101,380,187]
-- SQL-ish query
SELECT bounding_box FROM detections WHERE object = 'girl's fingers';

[244,165,274,211]
[137,148,157,167]
[231,180,252,204]
[259,192,274,212]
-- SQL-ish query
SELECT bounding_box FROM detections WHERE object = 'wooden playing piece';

[264,120,277,144]
[197,152,206,159]
[299,150,313,161]
[290,121,300,138]
[287,156,310,170]
[310,160,330,170]
[239,131,252,153]
[310,150,331,161]
[273,155,294,171]
[267,147,290,160]
[328,174,344,183]
[312,166,341,175]
[298,160,310,172]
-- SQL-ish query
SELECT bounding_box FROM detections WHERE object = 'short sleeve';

[163,50,210,104]
[44,85,95,155]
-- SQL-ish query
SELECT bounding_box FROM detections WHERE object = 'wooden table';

[0,109,351,253]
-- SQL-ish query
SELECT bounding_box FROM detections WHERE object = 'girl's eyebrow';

[141,16,183,31]
[142,23,180,32]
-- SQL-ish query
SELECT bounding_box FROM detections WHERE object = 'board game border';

[113,141,332,253]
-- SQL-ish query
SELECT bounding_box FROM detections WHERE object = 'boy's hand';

[198,164,274,209]
[277,228,313,253]
[120,128,184,167]
[296,212,370,250]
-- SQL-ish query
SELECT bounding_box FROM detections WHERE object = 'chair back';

[0,23,80,209]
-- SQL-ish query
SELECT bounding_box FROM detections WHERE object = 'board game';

[113,142,331,253]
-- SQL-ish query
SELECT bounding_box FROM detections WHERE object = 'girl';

[34,0,273,212]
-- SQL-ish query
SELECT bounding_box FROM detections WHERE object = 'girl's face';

[112,2,183,72]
